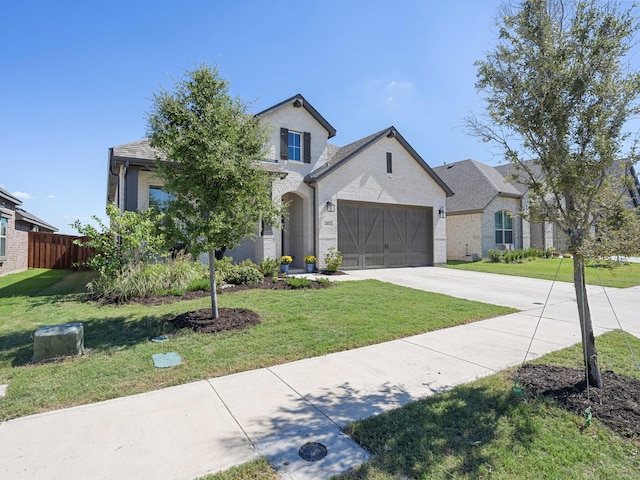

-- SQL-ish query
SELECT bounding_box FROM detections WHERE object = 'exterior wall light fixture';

[439,206,446,218]
[326,200,336,212]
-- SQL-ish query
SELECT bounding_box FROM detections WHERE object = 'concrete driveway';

[344,266,640,337]
[344,266,605,310]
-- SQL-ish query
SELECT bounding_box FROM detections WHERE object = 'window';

[288,131,301,161]
[148,186,172,211]
[495,211,513,244]
[280,128,311,163]
[386,152,393,173]
[0,217,7,258]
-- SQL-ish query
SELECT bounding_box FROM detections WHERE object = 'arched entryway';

[281,192,305,268]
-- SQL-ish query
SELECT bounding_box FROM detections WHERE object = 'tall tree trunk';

[208,250,219,319]
[573,253,603,388]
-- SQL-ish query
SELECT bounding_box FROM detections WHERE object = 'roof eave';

[256,94,337,138]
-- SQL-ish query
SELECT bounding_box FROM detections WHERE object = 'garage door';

[337,201,433,269]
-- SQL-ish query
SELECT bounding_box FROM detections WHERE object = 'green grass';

[196,458,279,480]
[336,330,640,480]
[0,269,514,421]
[447,257,640,288]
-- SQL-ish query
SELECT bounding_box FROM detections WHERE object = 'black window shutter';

[386,152,393,173]
[303,132,311,163]
[280,128,288,160]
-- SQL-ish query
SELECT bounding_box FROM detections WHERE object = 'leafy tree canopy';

[470,0,640,258]
[147,64,282,256]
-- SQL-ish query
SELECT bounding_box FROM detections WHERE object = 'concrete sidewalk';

[0,268,638,480]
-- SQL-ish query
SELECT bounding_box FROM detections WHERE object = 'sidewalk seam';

[399,338,498,372]
[205,379,258,449]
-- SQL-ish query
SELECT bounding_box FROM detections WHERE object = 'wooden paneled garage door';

[337,201,433,269]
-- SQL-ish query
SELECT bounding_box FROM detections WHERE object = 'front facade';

[434,158,640,260]
[433,159,528,261]
[107,94,453,269]
[0,186,58,276]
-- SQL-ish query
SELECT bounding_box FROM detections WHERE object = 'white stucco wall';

[261,106,331,171]
[313,136,448,266]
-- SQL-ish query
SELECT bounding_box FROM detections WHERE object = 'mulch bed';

[158,277,333,333]
[517,363,640,438]
[171,307,261,334]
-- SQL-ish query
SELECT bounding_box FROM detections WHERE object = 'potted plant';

[304,255,316,273]
[280,255,293,274]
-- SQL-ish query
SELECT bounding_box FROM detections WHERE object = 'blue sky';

[1,1,637,234]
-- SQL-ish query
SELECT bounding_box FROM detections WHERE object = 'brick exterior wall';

[0,207,29,277]
[446,212,482,261]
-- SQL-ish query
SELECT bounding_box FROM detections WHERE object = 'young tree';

[468,0,640,387]
[147,65,282,319]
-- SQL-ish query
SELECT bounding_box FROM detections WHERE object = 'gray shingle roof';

[15,208,58,232]
[433,159,522,213]
[0,185,21,206]
[111,139,165,161]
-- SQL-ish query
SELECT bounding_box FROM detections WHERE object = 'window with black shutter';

[304,132,311,163]
[386,152,393,173]
[280,128,288,160]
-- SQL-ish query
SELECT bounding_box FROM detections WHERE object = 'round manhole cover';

[298,442,328,462]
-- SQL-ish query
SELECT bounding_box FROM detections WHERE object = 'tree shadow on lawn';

[0,270,71,299]
[242,374,532,479]
[339,384,536,479]
[1,314,172,367]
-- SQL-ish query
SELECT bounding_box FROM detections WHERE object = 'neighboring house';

[0,186,58,276]
[433,159,526,261]
[434,158,640,261]
[107,93,453,269]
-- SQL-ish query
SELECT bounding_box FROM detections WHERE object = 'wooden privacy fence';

[28,232,95,270]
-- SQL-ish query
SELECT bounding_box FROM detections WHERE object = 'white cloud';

[46,195,56,199]
[363,78,420,113]
[13,191,31,199]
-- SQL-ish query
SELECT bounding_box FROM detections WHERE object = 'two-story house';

[107,94,453,270]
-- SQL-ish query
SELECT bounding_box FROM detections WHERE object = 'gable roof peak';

[256,93,337,138]
[305,126,453,196]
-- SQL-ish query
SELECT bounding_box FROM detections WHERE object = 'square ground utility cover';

[152,352,182,368]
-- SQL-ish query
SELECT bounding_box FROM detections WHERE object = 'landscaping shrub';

[324,246,343,272]
[488,247,554,264]
[213,256,233,283]
[315,277,332,286]
[258,257,280,278]
[487,249,506,263]
[286,277,311,289]
[88,256,207,302]
[187,278,211,292]
[223,260,264,285]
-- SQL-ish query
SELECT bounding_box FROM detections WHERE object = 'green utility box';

[33,323,84,363]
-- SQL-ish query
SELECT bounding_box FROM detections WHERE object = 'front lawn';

[0,269,514,421]
[447,257,640,288]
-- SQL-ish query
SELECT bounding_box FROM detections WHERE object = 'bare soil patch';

[518,363,640,438]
